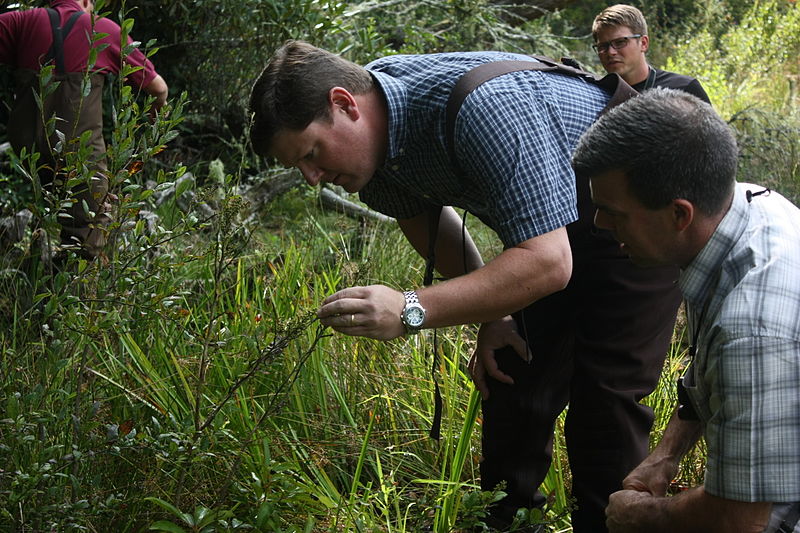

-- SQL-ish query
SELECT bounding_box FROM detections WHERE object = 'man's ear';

[640,34,650,53]
[328,87,360,121]
[672,199,694,232]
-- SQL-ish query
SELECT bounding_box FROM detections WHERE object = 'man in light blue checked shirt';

[573,87,800,533]
[250,41,684,531]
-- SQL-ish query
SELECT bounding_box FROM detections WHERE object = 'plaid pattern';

[359,52,608,247]
[680,184,800,503]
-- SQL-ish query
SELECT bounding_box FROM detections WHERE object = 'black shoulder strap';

[423,204,442,440]
[445,55,637,165]
[423,206,441,286]
[44,8,85,75]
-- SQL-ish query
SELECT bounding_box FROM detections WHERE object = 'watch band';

[401,290,426,334]
[403,290,419,305]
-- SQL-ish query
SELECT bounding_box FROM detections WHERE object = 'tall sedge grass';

[1,190,697,531]
[0,53,696,526]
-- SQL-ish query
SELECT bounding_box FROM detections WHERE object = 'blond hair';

[592,4,648,40]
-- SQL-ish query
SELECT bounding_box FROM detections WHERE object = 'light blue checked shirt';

[359,52,608,248]
[680,183,800,505]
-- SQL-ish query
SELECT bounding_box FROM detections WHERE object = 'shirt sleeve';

[686,79,711,104]
[454,82,578,247]
[0,11,22,66]
[94,17,158,88]
[703,335,800,502]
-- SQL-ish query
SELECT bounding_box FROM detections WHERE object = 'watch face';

[405,305,425,328]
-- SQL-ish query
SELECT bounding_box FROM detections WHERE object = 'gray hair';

[572,88,737,215]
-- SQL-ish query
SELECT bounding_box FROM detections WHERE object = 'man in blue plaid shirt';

[574,88,800,533]
[250,41,681,531]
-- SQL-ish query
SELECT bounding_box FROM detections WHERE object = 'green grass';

[0,196,701,532]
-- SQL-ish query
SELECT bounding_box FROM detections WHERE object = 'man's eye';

[611,38,628,48]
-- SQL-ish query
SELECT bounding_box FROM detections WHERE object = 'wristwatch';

[400,290,426,334]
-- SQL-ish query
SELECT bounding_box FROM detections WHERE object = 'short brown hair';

[592,4,648,41]
[248,41,374,156]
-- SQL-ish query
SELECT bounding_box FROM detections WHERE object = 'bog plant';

[5,0,778,531]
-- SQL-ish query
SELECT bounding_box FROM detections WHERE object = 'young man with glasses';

[592,4,710,103]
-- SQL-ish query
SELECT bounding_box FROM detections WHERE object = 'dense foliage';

[0,0,797,531]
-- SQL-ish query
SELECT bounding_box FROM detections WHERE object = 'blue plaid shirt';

[680,184,800,504]
[359,52,608,247]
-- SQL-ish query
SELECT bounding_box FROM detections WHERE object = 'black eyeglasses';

[592,34,642,54]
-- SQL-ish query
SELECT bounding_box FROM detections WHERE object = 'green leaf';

[148,521,187,533]
[91,32,110,43]
[161,130,179,144]
[144,497,183,518]
[122,42,140,56]
[193,507,215,527]
[82,78,92,98]
[121,18,134,34]
[175,177,193,198]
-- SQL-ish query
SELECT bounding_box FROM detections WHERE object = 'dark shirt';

[632,67,711,103]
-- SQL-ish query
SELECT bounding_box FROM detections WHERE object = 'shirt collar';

[51,0,81,11]
[369,70,407,161]
[679,185,750,307]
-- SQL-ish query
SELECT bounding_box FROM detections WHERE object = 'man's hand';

[317,285,406,340]
[468,316,530,399]
[604,440,681,532]
[607,483,773,533]
[606,489,659,533]
[621,452,677,497]
[144,74,168,123]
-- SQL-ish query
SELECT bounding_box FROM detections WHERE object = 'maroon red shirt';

[0,0,158,89]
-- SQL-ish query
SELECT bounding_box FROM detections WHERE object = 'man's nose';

[298,161,324,186]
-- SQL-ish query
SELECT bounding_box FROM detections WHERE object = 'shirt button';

[391,165,399,171]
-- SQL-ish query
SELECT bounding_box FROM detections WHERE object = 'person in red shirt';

[0,0,168,259]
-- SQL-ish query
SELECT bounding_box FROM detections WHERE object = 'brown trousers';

[8,69,109,258]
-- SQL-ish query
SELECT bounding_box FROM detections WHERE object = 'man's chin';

[341,180,359,193]
[341,175,371,193]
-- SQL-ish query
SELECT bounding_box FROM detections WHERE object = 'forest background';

[0,0,798,531]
